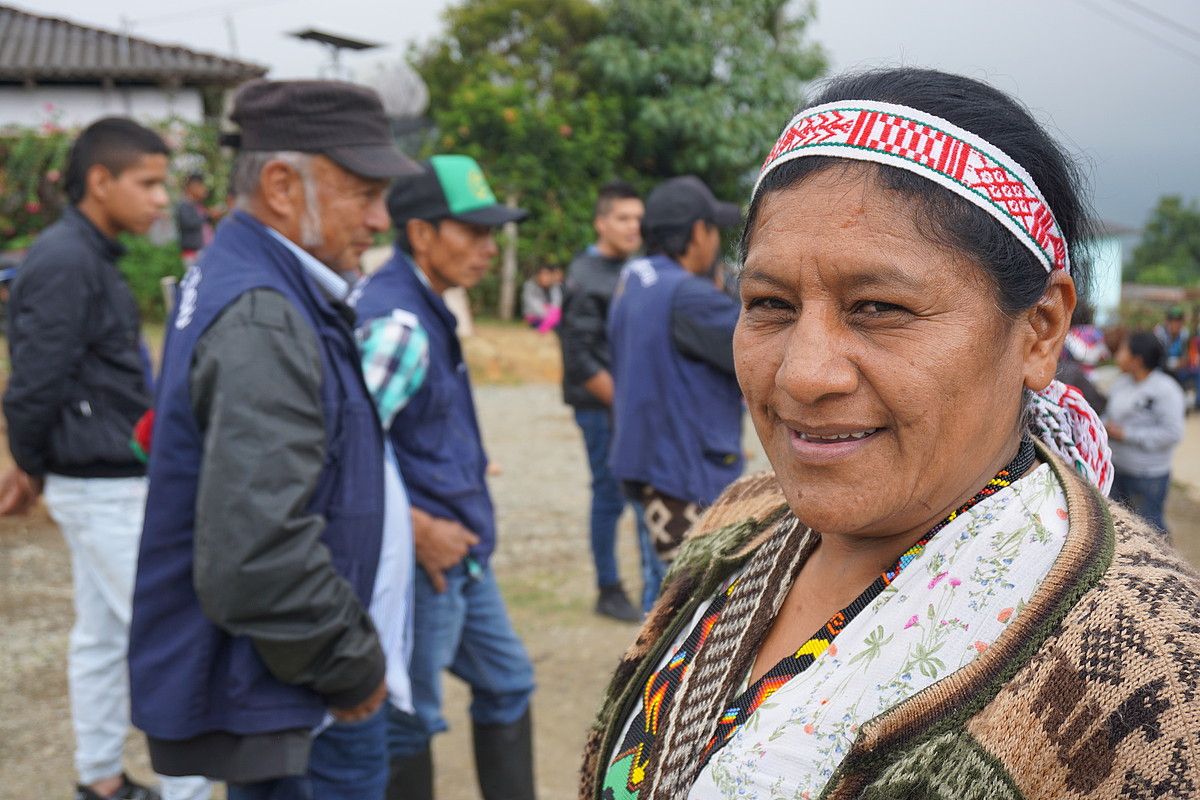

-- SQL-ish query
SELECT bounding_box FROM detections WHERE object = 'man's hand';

[0,466,42,516]
[582,370,615,407]
[411,507,480,593]
[1105,421,1125,442]
[330,678,388,722]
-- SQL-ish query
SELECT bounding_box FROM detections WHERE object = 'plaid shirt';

[355,308,430,430]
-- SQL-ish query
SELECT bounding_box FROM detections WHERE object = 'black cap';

[228,79,418,179]
[643,175,740,231]
[387,154,529,227]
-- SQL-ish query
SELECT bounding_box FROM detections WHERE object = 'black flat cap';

[229,79,418,179]
[644,175,740,231]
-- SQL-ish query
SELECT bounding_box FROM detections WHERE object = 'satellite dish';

[364,59,430,119]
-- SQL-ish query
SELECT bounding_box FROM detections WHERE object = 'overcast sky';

[20,0,1200,230]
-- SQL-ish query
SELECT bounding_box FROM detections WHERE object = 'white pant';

[44,474,210,800]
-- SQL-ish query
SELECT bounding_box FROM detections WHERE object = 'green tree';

[583,0,826,201]
[1127,195,1200,286]
[414,0,627,315]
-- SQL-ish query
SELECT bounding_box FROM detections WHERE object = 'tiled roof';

[0,4,267,86]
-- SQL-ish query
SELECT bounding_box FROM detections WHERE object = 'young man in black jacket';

[0,119,207,800]
[559,180,664,621]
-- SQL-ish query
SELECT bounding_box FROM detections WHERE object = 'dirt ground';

[1,321,1198,799]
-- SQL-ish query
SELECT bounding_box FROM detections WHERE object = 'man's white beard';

[299,175,324,250]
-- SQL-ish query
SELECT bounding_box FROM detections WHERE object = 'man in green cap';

[351,155,536,800]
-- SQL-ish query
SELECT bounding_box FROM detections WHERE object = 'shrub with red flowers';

[0,120,72,251]
[0,114,233,319]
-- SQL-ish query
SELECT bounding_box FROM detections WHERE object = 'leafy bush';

[0,114,228,319]
[118,235,185,321]
[0,119,72,249]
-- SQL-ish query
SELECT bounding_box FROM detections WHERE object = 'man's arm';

[670,277,741,377]
[2,244,92,477]
[190,289,385,711]
[561,288,613,404]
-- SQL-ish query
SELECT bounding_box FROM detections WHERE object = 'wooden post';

[497,192,519,321]
[160,276,178,317]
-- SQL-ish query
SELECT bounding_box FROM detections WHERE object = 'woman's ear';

[1022,271,1076,392]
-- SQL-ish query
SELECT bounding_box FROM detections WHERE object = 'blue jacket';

[608,255,744,505]
[353,252,496,562]
[129,212,385,739]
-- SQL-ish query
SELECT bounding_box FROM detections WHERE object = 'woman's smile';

[784,422,884,462]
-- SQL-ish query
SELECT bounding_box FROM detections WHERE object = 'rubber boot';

[472,709,536,800]
[386,747,434,800]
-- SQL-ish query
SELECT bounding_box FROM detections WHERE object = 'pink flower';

[973,641,988,653]
[949,577,962,587]
[997,608,1013,623]
[928,571,948,589]
[24,200,41,213]
[904,614,919,629]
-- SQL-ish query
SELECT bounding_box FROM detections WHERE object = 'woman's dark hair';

[1126,331,1165,372]
[740,68,1095,315]
[64,117,169,204]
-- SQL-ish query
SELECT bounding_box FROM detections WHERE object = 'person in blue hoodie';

[608,176,745,564]
[351,155,536,800]
[128,80,420,800]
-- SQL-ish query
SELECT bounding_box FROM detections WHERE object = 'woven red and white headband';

[755,100,1071,274]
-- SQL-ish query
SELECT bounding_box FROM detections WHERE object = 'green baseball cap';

[386,154,529,227]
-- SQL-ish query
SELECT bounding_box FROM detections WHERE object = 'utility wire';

[1071,0,1200,66]
[134,0,293,27]
[1107,0,1200,44]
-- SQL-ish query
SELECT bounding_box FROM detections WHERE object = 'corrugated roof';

[0,4,267,85]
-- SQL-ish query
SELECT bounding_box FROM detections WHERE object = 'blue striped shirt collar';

[264,226,350,302]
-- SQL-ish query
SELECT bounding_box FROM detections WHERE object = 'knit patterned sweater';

[579,449,1200,799]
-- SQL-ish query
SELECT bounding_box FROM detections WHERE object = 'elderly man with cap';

[128,80,419,799]
[607,175,745,565]
[350,155,536,800]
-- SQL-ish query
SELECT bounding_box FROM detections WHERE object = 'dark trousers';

[225,709,388,800]
[573,408,666,610]
[1111,470,1171,535]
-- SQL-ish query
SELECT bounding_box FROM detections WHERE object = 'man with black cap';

[128,80,419,799]
[607,175,746,566]
[351,155,536,800]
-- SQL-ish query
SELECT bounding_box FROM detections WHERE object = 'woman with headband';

[579,68,1200,800]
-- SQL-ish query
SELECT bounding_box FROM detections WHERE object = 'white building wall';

[1089,235,1124,326]
[0,85,204,128]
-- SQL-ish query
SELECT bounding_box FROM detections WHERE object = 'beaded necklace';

[608,436,1037,797]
